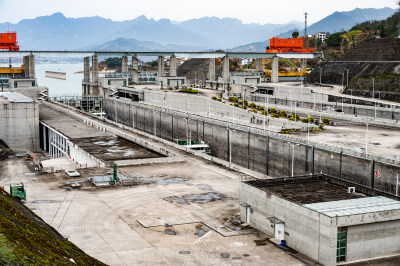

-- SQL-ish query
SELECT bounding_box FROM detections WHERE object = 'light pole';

[287,142,300,177]
[194,72,197,86]
[318,67,322,85]
[228,128,236,165]
[350,89,353,105]
[341,72,345,90]
[372,78,375,99]
[263,92,266,131]
[307,113,310,145]
[345,68,349,87]
[365,122,369,157]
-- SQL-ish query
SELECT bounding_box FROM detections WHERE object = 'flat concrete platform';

[40,104,165,164]
[70,135,163,162]
[246,178,365,205]
[306,124,400,160]
[0,157,318,266]
[40,104,111,139]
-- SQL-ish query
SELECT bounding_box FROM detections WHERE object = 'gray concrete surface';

[0,157,316,266]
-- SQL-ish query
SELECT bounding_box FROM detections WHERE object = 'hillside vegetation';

[307,12,400,102]
[0,188,105,265]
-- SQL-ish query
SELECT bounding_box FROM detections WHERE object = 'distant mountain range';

[0,7,395,52]
[231,7,396,52]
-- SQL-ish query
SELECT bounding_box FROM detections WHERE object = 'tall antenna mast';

[304,12,308,37]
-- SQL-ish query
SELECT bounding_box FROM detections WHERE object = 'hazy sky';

[0,0,397,24]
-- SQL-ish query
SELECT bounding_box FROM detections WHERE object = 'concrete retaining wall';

[0,101,40,152]
[103,98,400,196]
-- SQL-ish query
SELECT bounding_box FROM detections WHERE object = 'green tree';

[292,31,299,38]
[105,57,122,68]
[326,33,343,48]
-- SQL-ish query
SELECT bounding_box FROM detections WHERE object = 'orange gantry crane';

[0,32,20,51]
[266,37,314,53]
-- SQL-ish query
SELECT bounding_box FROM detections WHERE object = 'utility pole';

[302,12,308,50]
[304,12,308,37]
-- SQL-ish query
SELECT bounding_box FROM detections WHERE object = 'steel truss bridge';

[0,50,323,59]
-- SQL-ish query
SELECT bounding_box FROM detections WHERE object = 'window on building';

[337,228,347,263]
[9,35,12,39]
[0,35,2,39]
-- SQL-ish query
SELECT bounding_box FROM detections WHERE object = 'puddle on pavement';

[221,253,230,259]
[163,196,188,205]
[224,215,250,231]
[197,184,213,191]
[137,176,189,185]
[254,238,269,246]
[179,250,190,255]
[24,173,36,176]
[94,139,136,157]
[182,192,226,204]
[32,200,54,203]
[94,139,118,146]
[165,228,176,235]
[195,224,209,237]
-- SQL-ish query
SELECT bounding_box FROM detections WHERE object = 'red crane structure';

[0,32,20,51]
[266,37,314,53]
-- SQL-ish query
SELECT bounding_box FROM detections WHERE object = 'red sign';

[374,170,380,178]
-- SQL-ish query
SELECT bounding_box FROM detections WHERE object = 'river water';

[35,63,83,97]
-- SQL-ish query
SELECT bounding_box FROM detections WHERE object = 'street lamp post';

[372,78,375,99]
[365,122,369,157]
[307,113,310,145]
[341,72,345,90]
[287,142,300,177]
[318,67,322,85]
[263,92,266,131]
[345,68,349,87]
[350,89,353,105]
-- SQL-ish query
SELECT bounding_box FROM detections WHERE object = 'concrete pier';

[208,58,216,82]
[84,57,90,83]
[92,55,99,85]
[23,56,29,78]
[222,56,230,83]
[169,55,177,77]
[131,56,139,85]
[23,55,35,79]
[158,56,165,77]
[256,58,263,72]
[271,56,279,83]
[28,55,35,79]
[122,56,128,73]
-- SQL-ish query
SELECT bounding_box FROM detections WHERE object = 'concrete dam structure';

[103,97,400,196]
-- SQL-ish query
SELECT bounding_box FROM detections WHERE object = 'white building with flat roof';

[240,175,400,266]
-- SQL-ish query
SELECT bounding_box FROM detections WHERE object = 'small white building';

[240,175,400,266]
[315,32,327,43]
